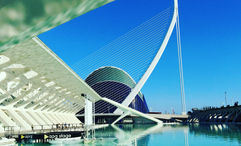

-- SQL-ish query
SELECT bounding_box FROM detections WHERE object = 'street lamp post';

[224,91,227,106]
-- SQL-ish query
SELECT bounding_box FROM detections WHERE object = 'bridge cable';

[176,9,186,114]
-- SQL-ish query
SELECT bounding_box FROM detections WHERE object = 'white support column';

[35,112,52,125]
[51,114,62,123]
[175,3,186,115]
[6,109,31,130]
[45,113,59,124]
[63,114,74,123]
[42,113,55,124]
[18,111,39,126]
[0,109,17,127]
[52,113,62,124]
[85,98,93,126]
[54,113,63,123]
[58,114,70,123]
[27,111,45,125]
[56,114,66,123]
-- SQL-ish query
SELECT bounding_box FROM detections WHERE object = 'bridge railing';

[3,123,84,136]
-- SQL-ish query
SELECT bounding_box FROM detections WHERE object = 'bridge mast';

[176,0,186,115]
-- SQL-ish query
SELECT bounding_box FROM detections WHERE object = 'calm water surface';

[21,124,241,146]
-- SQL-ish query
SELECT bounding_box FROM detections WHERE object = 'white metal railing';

[3,123,84,136]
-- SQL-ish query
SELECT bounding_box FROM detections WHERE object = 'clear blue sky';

[39,0,241,113]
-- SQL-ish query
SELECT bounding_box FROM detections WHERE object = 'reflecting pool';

[20,124,241,146]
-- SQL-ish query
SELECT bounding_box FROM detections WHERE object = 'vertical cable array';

[71,7,173,84]
[71,2,182,115]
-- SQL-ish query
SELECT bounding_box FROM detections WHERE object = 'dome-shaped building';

[79,66,149,114]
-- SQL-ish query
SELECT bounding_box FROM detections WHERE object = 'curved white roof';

[0,0,113,132]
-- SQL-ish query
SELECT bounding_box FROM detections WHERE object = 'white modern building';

[0,0,181,134]
[0,0,114,133]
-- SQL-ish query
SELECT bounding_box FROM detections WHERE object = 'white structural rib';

[111,111,130,125]
[0,0,113,134]
[101,97,162,124]
[114,0,179,114]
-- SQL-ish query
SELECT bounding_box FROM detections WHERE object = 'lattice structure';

[72,8,173,82]
[0,0,113,133]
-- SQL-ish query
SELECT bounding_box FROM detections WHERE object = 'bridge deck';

[77,113,189,123]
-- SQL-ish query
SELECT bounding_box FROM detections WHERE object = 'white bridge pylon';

[113,0,182,120]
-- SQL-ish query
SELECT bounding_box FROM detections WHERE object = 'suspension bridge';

[0,1,188,143]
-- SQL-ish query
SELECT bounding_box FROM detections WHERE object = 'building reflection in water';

[189,124,241,144]
[94,124,241,145]
[95,124,159,145]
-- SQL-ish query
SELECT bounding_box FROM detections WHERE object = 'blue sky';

[39,0,241,113]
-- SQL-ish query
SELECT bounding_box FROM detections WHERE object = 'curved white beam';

[102,97,162,124]
[114,0,179,114]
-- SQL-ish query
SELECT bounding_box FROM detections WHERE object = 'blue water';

[20,124,241,146]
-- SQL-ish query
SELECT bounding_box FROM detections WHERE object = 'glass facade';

[78,66,149,114]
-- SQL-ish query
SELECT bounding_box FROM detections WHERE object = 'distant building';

[78,66,149,114]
